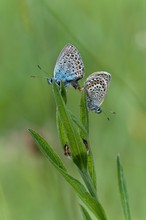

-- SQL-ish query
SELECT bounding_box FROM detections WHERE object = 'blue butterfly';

[84,71,111,114]
[48,43,84,89]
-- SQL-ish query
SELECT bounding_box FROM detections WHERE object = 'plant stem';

[79,169,98,199]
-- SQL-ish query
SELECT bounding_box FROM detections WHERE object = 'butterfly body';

[84,72,111,113]
[48,43,84,89]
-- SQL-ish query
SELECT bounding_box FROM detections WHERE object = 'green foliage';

[80,205,92,220]
[52,82,87,170]
[80,90,89,136]
[29,128,107,220]
[56,109,68,149]
[29,82,109,220]
[28,129,66,171]
[29,81,132,220]
[2,0,145,219]
[80,91,96,189]
[117,155,131,220]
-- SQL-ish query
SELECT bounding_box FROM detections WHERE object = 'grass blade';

[60,170,107,220]
[60,82,67,104]
[69,110,88,137]
[80,90,89,135]
[80,90,97,189]
[28,129,66,171]
[53,82,87,170]
[117,155,131,220]
[87,150,97,190]
[56,109,68,150]
[80,205,92,220]
[29,128,107,220]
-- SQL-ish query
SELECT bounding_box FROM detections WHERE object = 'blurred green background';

[0,0,146,219]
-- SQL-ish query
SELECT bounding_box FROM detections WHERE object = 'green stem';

[79,169,98,199]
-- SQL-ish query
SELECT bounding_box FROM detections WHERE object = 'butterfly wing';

[84,72,111,108]
[96,71,111,88]
[53,44,84,84]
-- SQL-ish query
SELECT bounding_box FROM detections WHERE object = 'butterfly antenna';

[102,110,110,121]
[30,65,49,79]
[37,65,48,75]
[30,75,48,79]
[105,108,116,115]
[111,111,116,114]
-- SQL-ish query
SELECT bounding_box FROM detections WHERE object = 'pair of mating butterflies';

[48,43,111,114]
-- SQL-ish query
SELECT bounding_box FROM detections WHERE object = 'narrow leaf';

[80,90,97,190]
[80,90,89,135]
[29,129,107,220]
[80,205,92,220]
[117,155,131,220]
[56,109,68,149]
[53,82,87,170]
[60,170,107,220]
[87,150,97,190]
[69,110,88,137]
[28,129,66,171]
[79,169,97,198]
[60,82,67,104]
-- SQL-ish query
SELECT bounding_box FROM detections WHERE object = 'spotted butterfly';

[48,43,84,89]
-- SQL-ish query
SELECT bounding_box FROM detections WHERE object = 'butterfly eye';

[47,78,53,84]
[96,107,102,114]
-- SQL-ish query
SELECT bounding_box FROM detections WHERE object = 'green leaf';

[29,129,107,220]
[80,90,97,190]
[79,169,97,199]
[60,170,107,220]
[56,83,68,151]
[87,150,97,190]
[80,90,89,136]
[80,205,92,220]
[117,155,131,220]
[69,110,88,137]
[53,82,87,170]
[60,82,67,104]
[56,109,68,150]
[28,129,66,171]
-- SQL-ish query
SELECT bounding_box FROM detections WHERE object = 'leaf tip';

[116,154,120,162]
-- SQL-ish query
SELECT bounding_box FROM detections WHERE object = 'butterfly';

[48,43,84,89]
[84,71,111,114]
